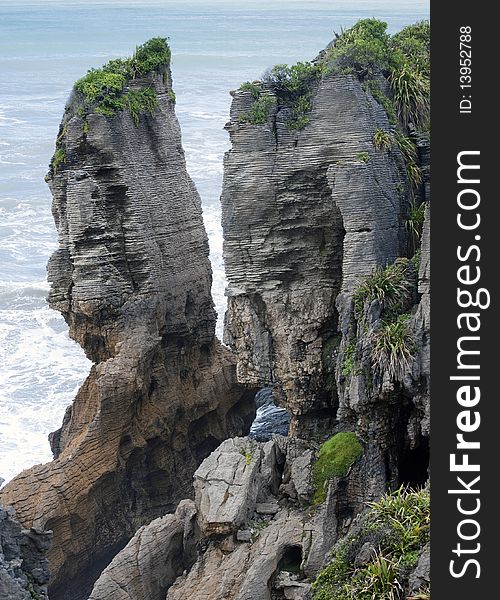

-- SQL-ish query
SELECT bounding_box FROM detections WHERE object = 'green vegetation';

[167,89,176,103]
[353,259,414,320]
[237,19,429,136]
[324,19,429,132]
[410,248,422,271]
[341,342,356,377]
[239,81,262,99]
[356,151,370,163]
[389,66,429,130]
[240,448,253,465]
[312,487,430,600]
[82,120,89,135]
[50,148,67,173]
[353,259,417,382]
[238,91,276,125]
[325,18,392,76]
[365,80,398,126]
[406,199,427,252]
[74,38,171,125]
[394,132,422,191]
[287,94,312,130]
[125,88,158,125]
[373,128,393,151]
[372,314,417,381]
[312,432,363,504]
[238,61,321,130]
[391,20,430,76]
[264,62,322,95]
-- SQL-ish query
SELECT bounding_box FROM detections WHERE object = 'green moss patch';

[312,432,363,504]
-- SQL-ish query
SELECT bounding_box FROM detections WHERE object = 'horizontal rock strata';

[0,42,254,600]
[222,72,408,437]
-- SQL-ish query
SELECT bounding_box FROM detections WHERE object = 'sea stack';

[0,39,254,600]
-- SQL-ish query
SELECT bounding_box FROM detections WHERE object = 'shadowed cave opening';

[278,545,303,574]
[269,545,304,598]
[399,437,430,488]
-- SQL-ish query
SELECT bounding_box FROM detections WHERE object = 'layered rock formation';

[89,434,429,600]
[89,500,198,600]
[3,21,430,600]
[222,32,430,496]
[0,506,51,600]
[222,73,408,437]
[0,41,254,600]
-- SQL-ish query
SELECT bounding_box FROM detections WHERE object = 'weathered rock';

[274,571,311,600]
[0,506,51,600]
[236,530,252,543]
[222,72,408,437]
[276,437,315,504]
[194,438,263,536]
[166,510,306,600]
[89,500,198,600]
[408,542,430,594]
[0,43,254,600]
[255,502,280,515]
[164,435,341,600]
[354,542,376,567]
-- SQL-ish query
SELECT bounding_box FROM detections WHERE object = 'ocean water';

[0,0,429,485]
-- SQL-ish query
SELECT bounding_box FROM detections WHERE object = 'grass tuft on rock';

[312,487,430,600]
[238,91,276,125]
[373,128,393,151]
[312,432,363,504]
[353,259,414,320]
[50,148,67,173]
[372,314,417,381]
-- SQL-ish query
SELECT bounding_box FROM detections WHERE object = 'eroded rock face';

[0,506,52,600]
[222,73,408,436]
[89,500,198,600]
[0,52,254,600]
[168,436,315,600]
[82,434,386,600]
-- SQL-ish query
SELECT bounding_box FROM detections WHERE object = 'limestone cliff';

[86,22,431,600]
[0,39,254,600]
[222,20,430,498]
[222,72,407,437]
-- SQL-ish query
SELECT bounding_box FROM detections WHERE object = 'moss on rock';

[312,432,363,504]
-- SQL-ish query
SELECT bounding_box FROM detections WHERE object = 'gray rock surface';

[89,500,198,600]
[194,438,263,536]
[0,506,51,600]
[408,542,430,594]
[0,46,255,600]
[222,73,408,436]
[165,436,333,600]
